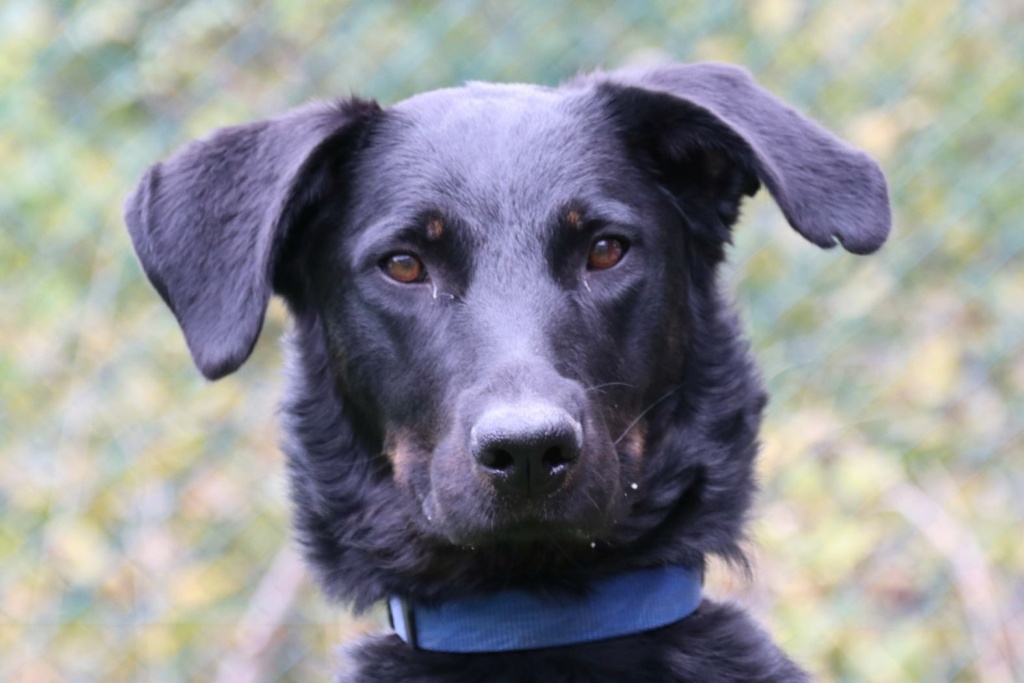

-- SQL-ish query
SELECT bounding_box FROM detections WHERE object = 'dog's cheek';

[596,417,633,511]
[620,420,647,466]
[423,439,489,539]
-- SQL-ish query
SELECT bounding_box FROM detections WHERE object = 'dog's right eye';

[587,237,628,271]
[381,253,426,283]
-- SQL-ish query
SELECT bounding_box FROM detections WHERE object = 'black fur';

[125,62,890,682]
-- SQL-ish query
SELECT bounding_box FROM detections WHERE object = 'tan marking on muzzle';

[384,430,420,486]
[620,420,648,463]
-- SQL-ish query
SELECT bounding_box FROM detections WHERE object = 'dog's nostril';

[542,445,572,469]
[479,448,515,472]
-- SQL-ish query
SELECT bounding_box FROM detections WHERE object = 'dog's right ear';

[124,98,380,380]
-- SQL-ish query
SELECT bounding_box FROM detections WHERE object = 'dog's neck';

[387,564,702,653]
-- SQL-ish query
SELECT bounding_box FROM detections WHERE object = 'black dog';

[125,62,890,682]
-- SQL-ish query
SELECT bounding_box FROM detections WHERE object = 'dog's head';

[125,63,889,606]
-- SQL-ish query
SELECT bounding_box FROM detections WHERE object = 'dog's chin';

[426,499,612,549]
[459,517,604,548]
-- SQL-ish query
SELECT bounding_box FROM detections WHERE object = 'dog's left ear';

[599,62,891,254]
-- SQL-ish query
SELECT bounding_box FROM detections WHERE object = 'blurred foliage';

[1,0,1022,681]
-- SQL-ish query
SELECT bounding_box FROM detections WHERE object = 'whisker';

[584,381,636,394]
[580,488,602,514]
[613,384,684,445]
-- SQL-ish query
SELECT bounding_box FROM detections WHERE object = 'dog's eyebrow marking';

[426,216,445,240]
[564,208,583,231]
[559,200,638,233]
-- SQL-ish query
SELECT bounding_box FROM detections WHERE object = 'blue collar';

[388,564,703,653]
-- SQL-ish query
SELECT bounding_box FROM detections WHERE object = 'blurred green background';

[2,0,1022,681]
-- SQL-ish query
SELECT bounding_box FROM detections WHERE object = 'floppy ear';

[124,98,381,380]
[598,62,891,254]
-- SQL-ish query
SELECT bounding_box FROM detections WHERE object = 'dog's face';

[312,85,692,545]
[125,64,890,605]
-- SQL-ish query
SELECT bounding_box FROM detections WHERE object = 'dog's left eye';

[382,253,427,283]
[587,237,628,271]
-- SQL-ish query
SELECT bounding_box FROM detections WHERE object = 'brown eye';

[587,237,627,270]
[382,253,426,283]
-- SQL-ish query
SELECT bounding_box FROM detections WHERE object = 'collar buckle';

[387,596,418,649]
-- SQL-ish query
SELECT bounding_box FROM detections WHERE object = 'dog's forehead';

[390,81,575,140]
[390,82,608,174]
[355,82,621,228]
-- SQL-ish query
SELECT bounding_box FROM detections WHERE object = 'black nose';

[471,404,583,497]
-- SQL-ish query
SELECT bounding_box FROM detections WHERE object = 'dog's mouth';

[420,482,617,546]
